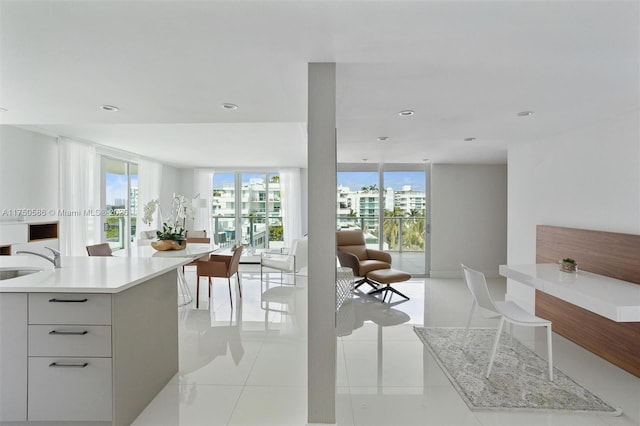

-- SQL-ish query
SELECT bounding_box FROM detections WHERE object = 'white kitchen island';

[0,255,189,426]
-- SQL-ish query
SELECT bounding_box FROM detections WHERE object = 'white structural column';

[307,62,337,424]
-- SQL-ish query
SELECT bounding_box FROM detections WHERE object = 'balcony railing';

[337,215,425,253]
[211,215,283,249]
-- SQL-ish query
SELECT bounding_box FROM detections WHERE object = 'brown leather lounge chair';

[336,230,391,290]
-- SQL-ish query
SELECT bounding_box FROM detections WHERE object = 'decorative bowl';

[151,239,187,251]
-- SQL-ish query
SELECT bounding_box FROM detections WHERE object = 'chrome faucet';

[16,247,62,268]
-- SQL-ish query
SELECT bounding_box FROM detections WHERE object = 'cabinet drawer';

[28,357,112,421]
[29,293,111,325]
[29,325,111,357]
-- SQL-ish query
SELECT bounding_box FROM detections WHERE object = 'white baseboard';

[429,269,462,278]
[430,267,501,279]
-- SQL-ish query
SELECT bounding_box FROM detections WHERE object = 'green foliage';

[157,223,185,241]
[269,225,283,242]
[383,209,425,251]
[562,258,576,264]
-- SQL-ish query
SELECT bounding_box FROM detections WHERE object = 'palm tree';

[403,209,425,250]
[383,207,403,250]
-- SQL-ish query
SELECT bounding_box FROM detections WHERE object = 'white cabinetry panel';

[0,293,27,421]
[0,223,27,245]
[29,293,111,325]
[29,325,112,357]
[28,357,112,421]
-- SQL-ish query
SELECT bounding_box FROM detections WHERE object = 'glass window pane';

[212,173,236,247]
[241,173,267,248]
[104,158,128,250]
[336,171,380,248]
[268,173,283,250]
[383,170,426,274]
[129,163,138,244]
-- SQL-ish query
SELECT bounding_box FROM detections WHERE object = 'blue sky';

[211,171,426,192]
[106,173,137,205]
[106,170,425,204]
[338,171,425,192]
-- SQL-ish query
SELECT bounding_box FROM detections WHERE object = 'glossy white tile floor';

[132,267,640,426]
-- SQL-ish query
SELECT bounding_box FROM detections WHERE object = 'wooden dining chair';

[196,245,243,308]
[86,243,113,256]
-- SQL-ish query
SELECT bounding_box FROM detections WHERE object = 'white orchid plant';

[142,194,194,241]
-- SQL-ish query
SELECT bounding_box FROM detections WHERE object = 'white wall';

[507,111,640,310]
[158,165,182,226]
[430,164,507,278]
[300,167,309,236]
[0,126,59,223]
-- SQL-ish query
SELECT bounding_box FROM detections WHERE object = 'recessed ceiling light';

[221,103,238,110]
[100,105,119,112]
[464,137,477,142]
[0,107,7,112]
[398,110,415,117]
[517,110,534,117]
[377,136,389,142]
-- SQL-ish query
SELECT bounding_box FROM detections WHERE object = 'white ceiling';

[1,1,638,168]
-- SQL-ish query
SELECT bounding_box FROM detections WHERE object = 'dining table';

[114,243,219,306]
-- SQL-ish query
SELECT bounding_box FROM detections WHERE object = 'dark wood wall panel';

[535,225,640,377]
[536,291,640,378]
[536,225,640,284]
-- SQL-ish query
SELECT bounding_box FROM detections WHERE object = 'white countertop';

[500,263,640,322]
[0,255,187,293]
[113,243,218,258]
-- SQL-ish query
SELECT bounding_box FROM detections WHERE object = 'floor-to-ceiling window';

[212,171,283,249]
[337,165,428,275]
[212,172,236,247]
[382,169,426,274]
[102,158,138,250]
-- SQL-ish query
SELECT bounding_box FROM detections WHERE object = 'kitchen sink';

[0,268,43,280]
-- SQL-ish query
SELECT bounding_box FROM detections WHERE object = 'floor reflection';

[179,302,244,375]
[337,292,411,337]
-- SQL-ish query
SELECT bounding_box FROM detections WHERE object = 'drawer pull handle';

[49,362,89,368]
[49,330,88,336]
[48,298,88,303]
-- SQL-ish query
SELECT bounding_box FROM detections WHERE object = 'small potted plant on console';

[560,257,577,273]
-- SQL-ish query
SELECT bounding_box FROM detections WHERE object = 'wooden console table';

[500,264,640,323]
[501,225,640,377]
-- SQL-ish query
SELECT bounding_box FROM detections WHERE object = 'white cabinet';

[28,357,112,421]
[0,221,59,255]
[28,325,112,357]
[27,293,113,422]
[0,294,28,421]
[29,293,111,325]
[0,269,178,425]
[0,223,26,245]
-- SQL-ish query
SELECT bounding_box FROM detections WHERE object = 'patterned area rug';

[414,326,621,415]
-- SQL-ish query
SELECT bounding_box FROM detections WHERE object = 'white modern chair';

[260,238,307,285]
[461,264,554,381]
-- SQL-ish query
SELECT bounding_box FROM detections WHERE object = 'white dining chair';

[260,239,307,285]
[461,264,554,381]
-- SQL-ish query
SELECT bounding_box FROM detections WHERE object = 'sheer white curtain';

[135,160,163,238]
[194,169,213,237]
[58,138,97,256]
[280,168,303,248]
